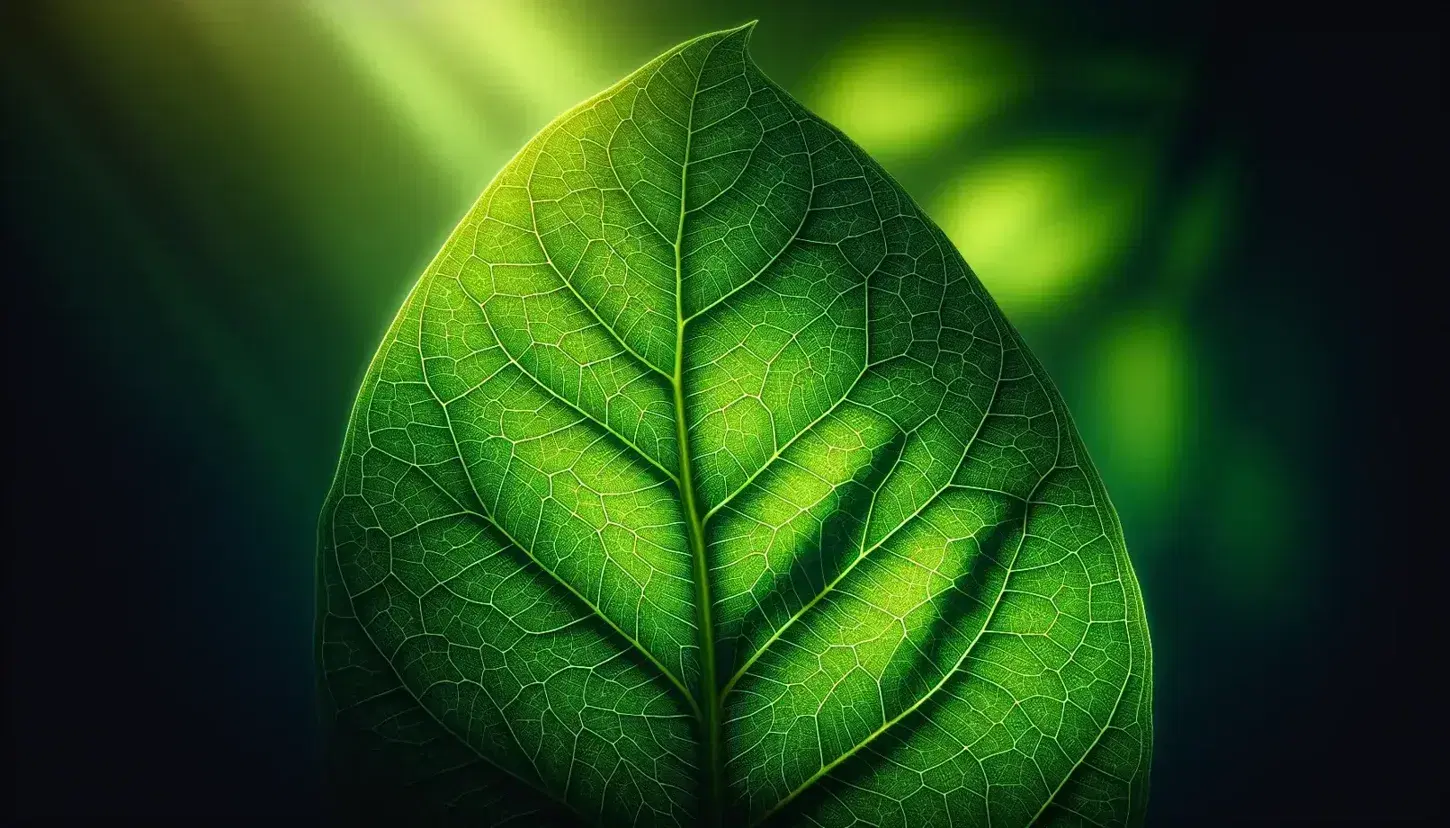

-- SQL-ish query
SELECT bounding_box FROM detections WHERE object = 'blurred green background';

[3,1,1440,823]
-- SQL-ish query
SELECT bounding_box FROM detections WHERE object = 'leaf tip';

[733,19,759,39]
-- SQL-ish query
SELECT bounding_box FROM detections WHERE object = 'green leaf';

[317,23,1152,828]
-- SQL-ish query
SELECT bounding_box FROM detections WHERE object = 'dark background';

[4,1,1442,823]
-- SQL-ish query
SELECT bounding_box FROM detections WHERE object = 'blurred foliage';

[809,21,1018,161]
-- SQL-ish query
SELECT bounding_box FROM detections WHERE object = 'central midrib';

[671,43,724,825]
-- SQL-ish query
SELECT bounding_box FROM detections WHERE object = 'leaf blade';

[319,23,1152,828]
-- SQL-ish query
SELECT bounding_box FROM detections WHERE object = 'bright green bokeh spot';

[809,22,1015,159]
[937,143,1147,317]
[1088,311,1191,501]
